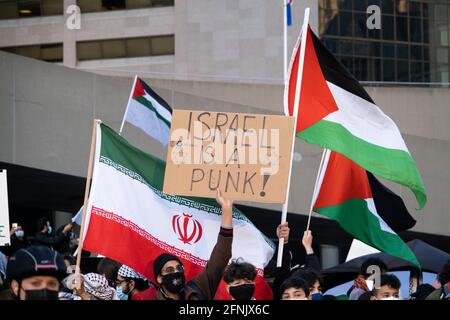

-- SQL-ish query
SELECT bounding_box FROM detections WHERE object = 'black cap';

[153,253,182,282]
[6,245,67,282]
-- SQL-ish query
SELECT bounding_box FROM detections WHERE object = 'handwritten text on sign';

[163,110,295,203]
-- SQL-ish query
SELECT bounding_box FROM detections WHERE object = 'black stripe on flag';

[139,78,173,114]
[309,28,375,105]
[367,172,416,233]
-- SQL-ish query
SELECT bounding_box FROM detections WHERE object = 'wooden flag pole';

[119,75,138,135]
[74,118,100,289]
[277,7,310,267]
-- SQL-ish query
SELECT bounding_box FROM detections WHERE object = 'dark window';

[396,16,408,41]
[382,0,395,14]
[382,15,395,40]
[409,18,422,43]
[383,59,396,81]
[339,11,353,37]
[383,43,395,58]
[0,43,63,62]
[77,0,173,13]
[0,0,64,20]
[397,60,409,81]
[77,35,175,61]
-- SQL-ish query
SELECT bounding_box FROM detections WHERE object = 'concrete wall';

[1,51,449,238]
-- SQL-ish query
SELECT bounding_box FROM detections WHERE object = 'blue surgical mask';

[47,226,52,234]
[311,292,323,300]
[15,230,24,238]
[116,286,128,300]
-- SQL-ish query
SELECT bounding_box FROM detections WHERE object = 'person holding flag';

[152,189,233,300]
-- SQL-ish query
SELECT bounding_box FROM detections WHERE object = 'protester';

[8,224,30,256]
[6,245,66,300]
[290,268,323,300]
[116,264,152,300]
[223,258,257,300]
[370,274,401,300]
[348,257,388,300]
[73,273,118,300]
[152,189,233,300]
[34,217,73,253]
[97,257,121,289]
[280,277,311,300]
[426,259,450,300]
[272,223,321,299]
[410,283,435,300]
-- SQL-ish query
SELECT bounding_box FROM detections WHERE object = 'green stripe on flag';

[134,96,171,128]
[315,198,420,268]
[298,119,427,209]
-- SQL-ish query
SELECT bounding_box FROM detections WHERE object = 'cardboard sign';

[163,110,295,203]
[0,170,11,246]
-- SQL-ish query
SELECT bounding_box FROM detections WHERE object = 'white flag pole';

[306,148,328,231]
[277,7,310,267]
[119,75,138,135]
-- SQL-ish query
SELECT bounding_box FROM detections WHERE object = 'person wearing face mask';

[4,224,30,257]
[34,217,73,253]
[152,189,233,300]
[116,265,153,300]
[280,277,311,300]
[6,245,67,300]
[370,274,401,300]
[223,259,257,300]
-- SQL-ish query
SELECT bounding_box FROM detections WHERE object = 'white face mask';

[381,296,401,300]
[284,297,308,300]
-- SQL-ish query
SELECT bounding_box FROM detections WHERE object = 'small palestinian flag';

[313,149,420,267]
[123,77,172,145]
[285,26,427,209]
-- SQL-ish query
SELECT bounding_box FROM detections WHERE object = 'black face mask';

[24,289,59,300]
[229,284,255,300]
[161,272,185,294]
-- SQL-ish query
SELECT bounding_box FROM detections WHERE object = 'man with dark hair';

[290,268,322,299]
[370,274,401,300]
[97,257,121,288]
[223,258,257,300]
[116,265,152,300]
[280,277,310,300]
[152,190,233,300]
[34,217,73,253]
[348,257,388,300]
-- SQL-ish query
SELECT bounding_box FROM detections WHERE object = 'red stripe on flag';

[314,151,373,208]
[132,78,145,99]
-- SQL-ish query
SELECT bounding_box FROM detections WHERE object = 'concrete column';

[63,0,77,68]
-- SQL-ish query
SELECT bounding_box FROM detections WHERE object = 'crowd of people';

[0,195,449,301]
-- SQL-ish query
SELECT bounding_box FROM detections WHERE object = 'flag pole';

[277,7,310,267]
[306,148,328,231]
[74,118,101,289]
[119,75,138,135]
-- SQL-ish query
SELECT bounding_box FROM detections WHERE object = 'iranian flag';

[82,123,275,299]
[121,76,172,146]
[313,149,420,267]
[285,26,427,209]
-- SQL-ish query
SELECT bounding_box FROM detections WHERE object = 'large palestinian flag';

[82,123,275,299]
[313,149,420,267]
[122,77,172,145]
[285,26,427,209]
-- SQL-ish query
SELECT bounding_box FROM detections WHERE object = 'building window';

[0,43,63,62]
[0,0,63,20]
[77,35,174,61]
[77,0,173,13]
[319,0,450,83]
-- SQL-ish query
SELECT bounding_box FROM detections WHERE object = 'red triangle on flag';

[287,27,338,133]
[132,78,145,99]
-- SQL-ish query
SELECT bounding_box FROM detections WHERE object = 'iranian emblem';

[172,213,203,244]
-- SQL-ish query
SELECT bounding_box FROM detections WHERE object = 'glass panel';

[410,45,422,60]
[151,35,175,56]
[409,18,422,43]
[396,0,408,15]
[101,39,126,59]
[17,0,41,17]
[383,59,395,81]
[41,0,63,16]
[397,44,409,59]
[382,0,395,14]
[340,11,353,37]
[0,1,18,19]
[382,15,395,40]
[396,60,409,81]
[126,37,151,57]
[409,1,421,17]
[354,12,367,38]
[77,41,102,60]
[383,43,395,58]
[40,43,63,62]
[353,0,366,12]
[437,47,449,64]
[323,38,339,54]
[410,61,423,82]
[396,16,408,42]
[339,39,354,56]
